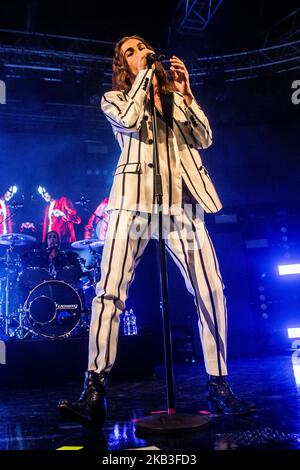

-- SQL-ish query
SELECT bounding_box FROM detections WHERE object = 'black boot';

[207,375,256,415]
[58,371,107,427]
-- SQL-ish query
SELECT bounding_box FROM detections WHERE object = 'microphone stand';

[135,65,208,434]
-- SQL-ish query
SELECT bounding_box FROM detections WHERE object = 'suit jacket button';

[148,163,154,168]
[144,115,148,121]
[189,143,194,148]
[148,139,153,144]
[184,121,188,126]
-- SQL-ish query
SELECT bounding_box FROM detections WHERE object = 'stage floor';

[1,354,300,451]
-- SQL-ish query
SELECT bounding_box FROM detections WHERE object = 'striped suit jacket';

[101,68,222,215]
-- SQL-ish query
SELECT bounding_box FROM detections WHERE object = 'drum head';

[20,249,49,288]
[19,267,50,288]
[56,250,82,284]
[24,280,82,338]
[30,296,56,324]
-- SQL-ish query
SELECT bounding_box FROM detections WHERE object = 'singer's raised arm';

[101,68,154,133]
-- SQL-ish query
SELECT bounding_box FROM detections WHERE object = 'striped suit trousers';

[88,207,228,376]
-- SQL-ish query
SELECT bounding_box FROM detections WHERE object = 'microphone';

[146,52,165,68]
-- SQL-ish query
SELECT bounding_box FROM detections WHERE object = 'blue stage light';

[278,264,300,276]
[4,63,63,72]
[288,328,300,339]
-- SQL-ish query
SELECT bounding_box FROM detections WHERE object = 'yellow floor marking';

[56,446,84,450]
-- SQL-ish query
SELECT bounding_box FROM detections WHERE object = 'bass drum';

[23,280,82,338]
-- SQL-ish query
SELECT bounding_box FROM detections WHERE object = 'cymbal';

[90,241,105,250]
[0,233,36,246]
[71,239,99,250]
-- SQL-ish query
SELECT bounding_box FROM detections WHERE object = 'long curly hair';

[112,35,174,95]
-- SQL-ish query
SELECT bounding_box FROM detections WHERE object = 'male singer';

[59,35,254,426]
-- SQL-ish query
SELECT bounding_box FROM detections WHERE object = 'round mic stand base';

[135,413,209,435]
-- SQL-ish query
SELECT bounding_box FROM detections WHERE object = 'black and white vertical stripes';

[88,207,227,376]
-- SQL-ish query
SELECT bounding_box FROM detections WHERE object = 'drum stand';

[0,272,10,338]
[0,232,37,340]
[13,303,34,340]
[87,246,101,286]
[4,259,10,337]
[0,245,33,340]
[0,245,19,338]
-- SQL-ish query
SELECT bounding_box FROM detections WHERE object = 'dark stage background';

[0,0,300,361]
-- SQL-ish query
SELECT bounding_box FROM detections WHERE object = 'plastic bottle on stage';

[123,308,137,336]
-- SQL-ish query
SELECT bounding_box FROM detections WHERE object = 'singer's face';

[121,38,153,77]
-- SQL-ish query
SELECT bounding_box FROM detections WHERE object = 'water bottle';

[129,308,137,335]
[123,310,130,336]
[123,308,137,335]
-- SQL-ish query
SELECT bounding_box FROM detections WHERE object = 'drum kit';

[0,233,104,340]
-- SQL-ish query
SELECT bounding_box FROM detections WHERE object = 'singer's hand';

[52,209,66,218]
[136,48,155,72]
[169,56,193,105]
